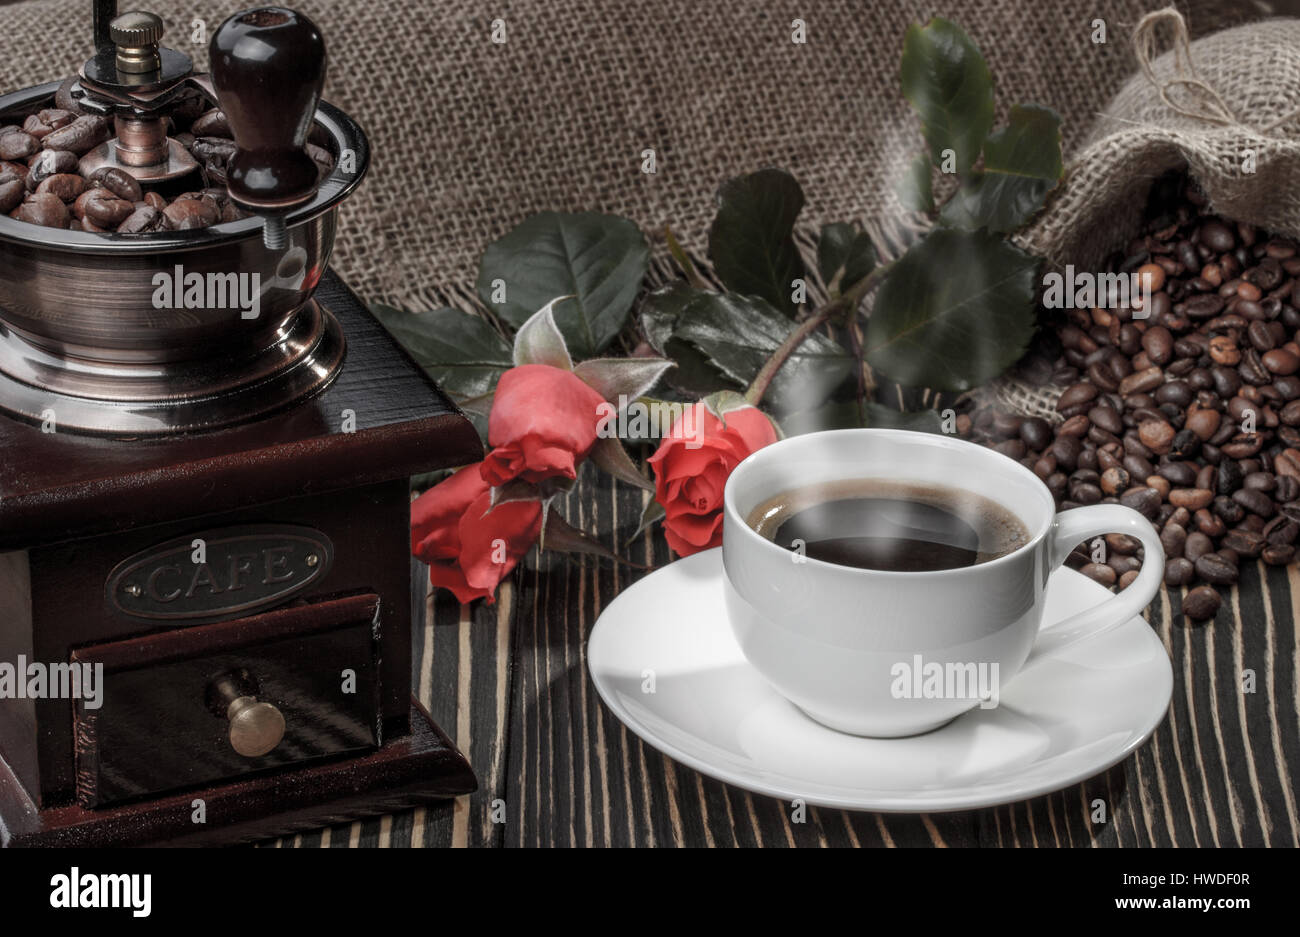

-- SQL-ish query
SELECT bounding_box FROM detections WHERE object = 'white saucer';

[587,548,1173,813]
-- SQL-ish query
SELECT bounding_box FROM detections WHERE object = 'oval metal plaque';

[106,525,335,623]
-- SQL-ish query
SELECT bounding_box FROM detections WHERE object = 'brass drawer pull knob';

[226,696,286,758]
[208,671,286,758]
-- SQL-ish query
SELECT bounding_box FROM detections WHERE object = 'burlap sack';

[986,7,1300,421]
[1028,8,1300,271]
[0,0,1264,314]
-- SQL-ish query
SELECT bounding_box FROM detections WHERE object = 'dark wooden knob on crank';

[210,7,326,211]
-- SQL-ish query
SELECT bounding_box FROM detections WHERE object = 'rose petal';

[458,492,544,592]
[663,512,723,555]
[411,464,489,559]
[480,446,525,487]
[427,560,492,605]
[719,405,779,453]
[682,474,721,513]
[486,365,607,486]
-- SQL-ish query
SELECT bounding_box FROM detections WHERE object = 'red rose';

[648,402,778,556]
[481,364,607,487]
[411,463,543,604]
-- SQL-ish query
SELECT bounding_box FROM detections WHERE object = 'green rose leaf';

[939,104,1064,233]
[476,211,650,358]
[817,222,877,296]
[900,17,994,175]
[707,169,807,315]
[640,283,742,396]
[865,227,1040,392]
[371,304,512,402]
[670,289,852,410]
[895,153,935,214]
[640,282,689,352]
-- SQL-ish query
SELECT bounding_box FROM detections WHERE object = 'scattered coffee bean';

[1231,488,1275,517]
[1120,486,1162,518]
[1119,367,1164,395]
[1182,585,1222,620]
[1060,414,1091,437]
[1169,488,1213,510]
[1105,532,1142,555]
[1160,522,1187,557]
[1194,552,1238,584]
[1165,557,1195,586]
[1142,326,1173,365]
[1200,221,1236,252]
[1020,417,1051,451]
[1222,529,1265,557]
[1262,543,1296,565]
[1100,466,1129,495]
[1185,408,1221,441]
[1138,420,1175,453]
[1057,382,1098,413]
[1081,563,1117,587]
[1263,349,1300,375]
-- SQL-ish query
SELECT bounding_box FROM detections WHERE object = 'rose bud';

[648,401,778,556]
[481,364,608,487]
[411,463,543,604]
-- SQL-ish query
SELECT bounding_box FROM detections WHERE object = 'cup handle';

[1024,504,1165,667]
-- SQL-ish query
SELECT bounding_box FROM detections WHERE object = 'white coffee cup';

[721,428,1165,737]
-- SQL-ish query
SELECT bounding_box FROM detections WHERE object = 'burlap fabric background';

[0,0,1273,312]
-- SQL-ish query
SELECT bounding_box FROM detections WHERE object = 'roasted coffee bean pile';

[964,185,1300,621]
[0,97,333,234]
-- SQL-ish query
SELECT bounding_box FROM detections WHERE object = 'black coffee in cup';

[745,479,1029,572]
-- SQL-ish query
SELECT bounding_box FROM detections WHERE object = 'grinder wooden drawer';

[71,593,382,808]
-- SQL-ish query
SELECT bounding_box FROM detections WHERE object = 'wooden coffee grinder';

[0,2,480,846]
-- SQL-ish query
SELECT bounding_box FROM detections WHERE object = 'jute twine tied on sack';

[1133,7,1300,133]
[980,8,1300,422]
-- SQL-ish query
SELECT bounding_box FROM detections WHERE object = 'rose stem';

[744,261,892,406]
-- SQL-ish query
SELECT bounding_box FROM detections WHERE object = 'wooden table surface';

[276,469,1300,848]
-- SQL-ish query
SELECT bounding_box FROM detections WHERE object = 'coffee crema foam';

[745,478,1030,570]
